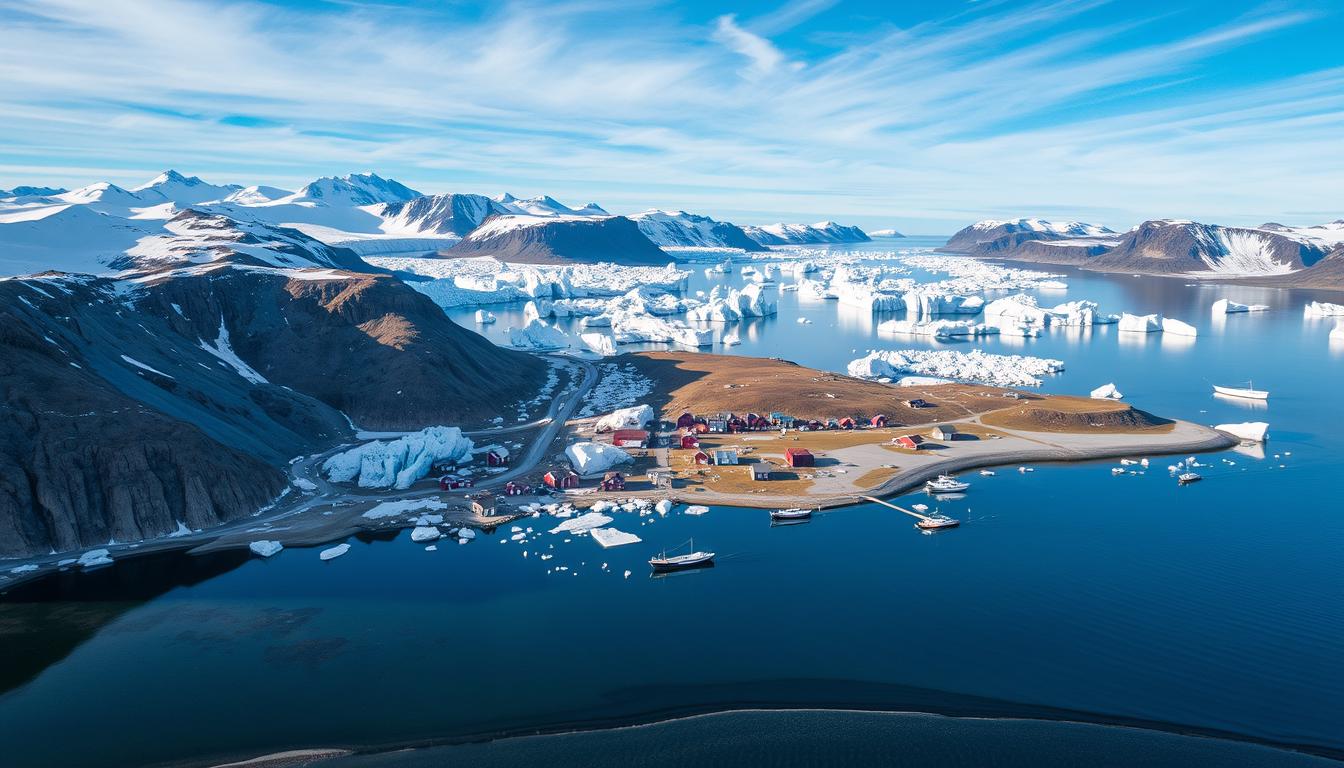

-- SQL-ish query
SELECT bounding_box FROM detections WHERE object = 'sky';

[0,0,1341,234]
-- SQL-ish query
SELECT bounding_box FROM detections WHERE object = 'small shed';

[784,448,814,468]
[676,411,696,429]
[543,469,580,489]
[693,450,711,465]
[748,462,772,481]
[870,414,888,428]
[713,449,739,466]
[894,434,926,450]
[469,492,496,515]
[611,429,650,448]
[931,425,958,441]
[486,447,510,467]
[679,433,700,450]
[599,471,626,491]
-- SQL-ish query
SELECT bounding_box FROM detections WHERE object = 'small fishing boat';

[917,515,960,531]
[925,474,970,493]
[1178,472,1202,485]
[1213,382,1269,400]
[770,507,814,521]
[649,538,715,572]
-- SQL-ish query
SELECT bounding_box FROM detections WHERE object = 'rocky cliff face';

[375,193,507,237]
[0,266,548,558]
[447,215,670,265]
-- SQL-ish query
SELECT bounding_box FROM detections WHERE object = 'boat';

[917,515,960,531]
[1178,472,1202,485]
[925,474,969,493]
[649,538,716,572]
[770,507,813,521]
[1213,382,1269,400]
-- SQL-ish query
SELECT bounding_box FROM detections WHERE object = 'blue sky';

[0,0,1341,233]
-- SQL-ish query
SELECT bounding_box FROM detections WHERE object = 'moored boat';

[1178,472,1202,485]
[925,474,969,493]
[917,515,960,530]
[1213,382,1269,400]
[770,507,813,521]
[649,538,715,571]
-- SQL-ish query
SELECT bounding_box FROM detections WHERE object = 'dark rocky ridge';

[447,216,670,265]
[375,193,507,237]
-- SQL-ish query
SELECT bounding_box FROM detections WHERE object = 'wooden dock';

[860,496,960,529]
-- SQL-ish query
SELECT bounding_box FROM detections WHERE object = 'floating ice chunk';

[590,528,643,548]
[624,569,632,579]
[550,512,613,534]
[1215,421,1269,442]
[508,317,570,351]
[684,505,709,516]
[457,528,477,540]
[474,309,497,324]
[9,564,38,574]
[655,499,673,515]
[1161,317,1198,337]
[77,549,113,568]
[319,543,351,561]
[565,441,634,476]
[410,526,442,543]
[797,317,811,324]
[415,514,444,526]
[1118,313,1162,333]
[1212,298,1269,315]
[1305,301,1344,317]
[1331,324,1344,343]
[848,349,1064,388]
[292,478,317,492]
[1090,383,1123,400]
[580,332,617,356]
[721,332,741,346]
[249,540,283,557]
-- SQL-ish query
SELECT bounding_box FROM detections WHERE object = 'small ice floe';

[1090,383,1123,400]
[797,317,812,324]
[249,540,284,558]
[1111,467,1125,475]
[722,333,741,346]
[1212,298,1269,315]
[1018,467,1033,473]
[410,526,441,543]
[979,470,995,476]
[684,505,709,516]
[457,528,476,541]
[655,499,673,516]
[319,543,350,561]
[624,570,632,579]
[425,544,438,551]
[1121,459,1138,466]
[475,309,497,324]
[77,549,113,568]
[1140,458,1149,467]
[550,512,613,534]
[590,528,642,548]
[9,564,38,575]
[510,525,523,533]
[912,503,929,512]
[510,532,527,541]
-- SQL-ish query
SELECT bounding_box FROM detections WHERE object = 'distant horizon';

[2,0,1341,232]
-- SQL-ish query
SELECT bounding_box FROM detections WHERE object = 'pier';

[859,496,960,530]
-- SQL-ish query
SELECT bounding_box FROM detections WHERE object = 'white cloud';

[712,14,794,78]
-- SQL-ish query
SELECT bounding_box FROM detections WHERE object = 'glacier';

[323,427,474,490]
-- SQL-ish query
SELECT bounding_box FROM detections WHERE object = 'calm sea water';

[2,240,1341,768]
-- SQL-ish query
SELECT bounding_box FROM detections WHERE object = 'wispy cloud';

[0,0,1338,231]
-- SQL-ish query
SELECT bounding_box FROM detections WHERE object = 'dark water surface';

[2,243,1341,767]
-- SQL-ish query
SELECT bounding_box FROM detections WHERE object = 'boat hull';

[1212,386,1268,400]
[649,555,715,572]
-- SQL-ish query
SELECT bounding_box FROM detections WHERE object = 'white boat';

[925,474,969,493]
[770,507,813,521]
[917,515,960,531]
[1178,472,1202,485]
[649,538,715,571]
[1213,382,1268,400]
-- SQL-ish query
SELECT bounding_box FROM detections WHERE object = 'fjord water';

[2,244,1342,767]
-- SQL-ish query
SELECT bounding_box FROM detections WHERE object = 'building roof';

[785,447,813,456]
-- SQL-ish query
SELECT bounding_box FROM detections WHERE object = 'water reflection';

[1213,392,1268,411]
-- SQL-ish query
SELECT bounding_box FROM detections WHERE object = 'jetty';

[860,496,960,530]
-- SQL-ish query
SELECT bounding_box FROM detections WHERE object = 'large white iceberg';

[565,441,634,476]
[1118,313,1162,333]
[1215,421,1268,442]
[877,319,995,338]
[507,317,570,351]
[1212,298,1269,315]
[1161,317,1198,337]
[847,349,1064,387]
[323,427,474,490]
[590,527,643,548]
[410,526,442,543]
[611,312,712,347]
[594,404,654,433]
[1090,383,1123,400]
[1304,301,1344,317]
[580,332,617,356]
[474,309,496,324]
[902,290,984,316]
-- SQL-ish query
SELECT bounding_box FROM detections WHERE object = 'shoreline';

[203,702,1344,768]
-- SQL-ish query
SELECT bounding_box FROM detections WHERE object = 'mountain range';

[944,217,1344,286]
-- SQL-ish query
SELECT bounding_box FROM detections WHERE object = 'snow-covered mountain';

[0,185,67,198]
[222,185,292,205]
[494,193,607,217]
[742,221,871,245]
[944,216,1344,282]
[292,172,421,207]
[870,228,906,238]
[131,169,243,206]
[448,214,668,265]
[629,209,766,251]
[375,193,507,237]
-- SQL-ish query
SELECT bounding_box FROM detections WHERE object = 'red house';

[487,447,510,467]
[785,448,815,468]
[680,433,700,450]
[439,475,473,490]
[610,429,649,448]
[544,469,579,489]
[693,450,711,465]
[599,471,626,491]
[676,412,696,429]
[894,435,926,450]
[870,414,888,428]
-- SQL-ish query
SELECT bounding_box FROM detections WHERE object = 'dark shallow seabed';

[2,241,1341,767]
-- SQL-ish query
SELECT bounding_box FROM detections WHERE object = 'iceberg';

[684,505,709,516]
[249,540,283,557]
[1215,421,1269,442]
[319,543,351,560]
[902,290,985,316]
[1332,324,1344,342]
[410,526,442,543]
[457,528,477,540]
[580,332,617,356]
[549,512,613,534]
[1118,313,1162,333]
[565,441,634,476]
[77,548,114,568]
[1161,317,1198,337]
[1212,298,1269,315]
[611,312,712,347]
[507,317,570,351]
[594,404,654,433]
[877,319,994,338]
[847,348,1064,387]
[1090,383,1123,400]
[589,528,643,548]
[655,499,673,515]
[1304,301,1344,317]
[474,309,496,324]
[323,427,474,490]
[721,332,741,346]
